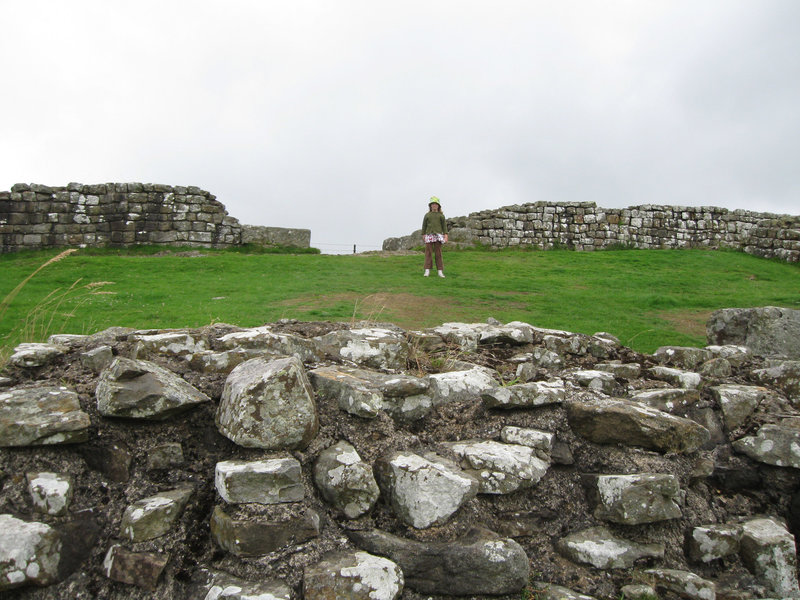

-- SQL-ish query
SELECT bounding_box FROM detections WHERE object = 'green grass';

[2,246,799,357]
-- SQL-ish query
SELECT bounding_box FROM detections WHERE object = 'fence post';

[353,244,356,254]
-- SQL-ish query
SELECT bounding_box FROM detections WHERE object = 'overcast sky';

[2,1,798,253]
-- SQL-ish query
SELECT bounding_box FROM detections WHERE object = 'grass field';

[2,245,799,358]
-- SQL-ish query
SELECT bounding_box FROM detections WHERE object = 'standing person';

[422,196,448,277]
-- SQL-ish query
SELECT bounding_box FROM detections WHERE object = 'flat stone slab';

[629,388,700,413]
[0,514,62,591]
[131,332,207,359]
[210,505,320,557]
[587,473,682,525]
[315,327,409,371]
[567,396,710,454]
[654,346,714,369]
[648,366,702,389]
[374,451,478,529]
[428,366,497,405]
[215,458,304,504]
[8,342,67,368]
[556,526,664,568]
[303,550,404,600]
[481,380,565,409]
[309,365,385,418]
[644,568,716,600]
[444,439,549,494]
[96,357,209,419]
[193,569,292,600]
[348,527,529,596]
[216,325,322,363]
[0,386,90,447]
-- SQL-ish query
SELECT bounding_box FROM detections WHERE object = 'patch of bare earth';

[658,309,713,339]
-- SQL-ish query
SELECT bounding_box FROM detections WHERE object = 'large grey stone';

[210,505,320,557]
[739,516,800,598]
[216,356,318,450]
[687,523,742,563]
[481,380,565,409]
[96,357,209,419]
[567,396,710,454]
[645,568,716,600]
[0,514,62,590]
[710,384,768,431]
[648,366,702,389]
[8,342,67,368]
[216,325,322,363]
[628,387,700,413]
[587,473,683,525]
[733,423,800,468]
[0,386,90,446]
[27,472,73,516]
[500,426,554,460]
[443,440,549,494]
[309,365,385,418]
[303,550,403,600]
[192,569,292,600]
[215,458,303,504]
[752,360,800,404]
[556,526,664,568]
[570,370,617,394]
[427,365,497,405]
[707,306,800,359]
[313,441,379,519]
[131,331,207,359]
[374,451,478,529]
[348,527,529,596]
[119,486,193,542]
[654,345,714,369]
[315,327,409,370]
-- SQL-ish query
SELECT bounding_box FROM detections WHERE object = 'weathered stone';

[431,322,485,351]
[348,527,529,596]
[192,569,292,600]
[427,365,497,405]
[0,386,90,446]
[79,345,114,373]
[303,550,403,600]
[444,440,549,494]
[710,384,767,431]
[619,584,658,600]
[595,361,641,379]
[629,387,700,413]
[119,485,193,541]
[567,396,710,453]
[0,514,62,590]
[27,472,73,516]
[313,441,379,519]
[216,325,322,363]
[210,505,320,556]
[102,544,168,590]
[131,331,207,359]
[531,583,597,600]
[96,357,209,419]
[514,348,564,376]
[481,380,565,409]
[500,426,553,460]
[479,322,534,345]
[699,357,732,378]
[739,516,800,598]
[645,568,716,600]
[188,348,262,374]
[648,366,702,389]
[733,423,800,468]
[215,458,303,504]
[752,360,800,404]
[8,342,67,368]
[556,526,664,568]
[309,365,384,418]
[654,345,714,369]
[315,327,409,370]
[216,356,318,450]
[707,306,800,359]
[705,344,751,367]
[79,442,132,482]
[146,442,184,470]
[374,451,478,528]
[687,523,742,563]
[587,473,683,525]
[571,369,616,393]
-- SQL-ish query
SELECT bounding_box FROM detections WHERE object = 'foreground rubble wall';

[383,202,800,262]
[2,308,800,599]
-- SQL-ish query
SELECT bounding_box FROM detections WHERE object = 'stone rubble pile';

[1,306,800,599]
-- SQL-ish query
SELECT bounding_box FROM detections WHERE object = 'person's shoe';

[438,270,445,278]
[423,269,430,277]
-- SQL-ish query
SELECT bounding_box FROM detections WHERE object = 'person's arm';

[421,214,429,239]
[441,213,448,242]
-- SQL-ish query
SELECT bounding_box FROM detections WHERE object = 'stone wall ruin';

[2,307,800,598]
[384,201,800,262]
[0,183,311,253]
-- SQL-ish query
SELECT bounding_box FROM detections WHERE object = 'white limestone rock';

[739,516,800,598]
[0,386,90,447]
[687,523,742,563]
[481,380,565,409]
[216,325,322,363]
[315,327,409,371]
[375,451,478,529]
[500,426,554,460]
[193,569,292,600]
[570,370,616,394]
[629,387,700,413]
[119,486,194,542]
[9,342,67,368]
[309,366,384,418]
[732,423,800,468]
[589,473,683,525]
[303,550,403,600]
[131,331,207,359]
[428,365,497,405]
[649,366,702,389]
[0,514,62,590]
[215,458,303,505]
[556,526,664,568]
[444,439,549,494]
[313,441,379,519]
[27,472,73,516]
[710,384,768,431]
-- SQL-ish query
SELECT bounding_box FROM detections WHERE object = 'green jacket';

[422,211,448,235]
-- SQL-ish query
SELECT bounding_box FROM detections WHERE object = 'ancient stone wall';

[384,202,800,262]
[0,183,312,253]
